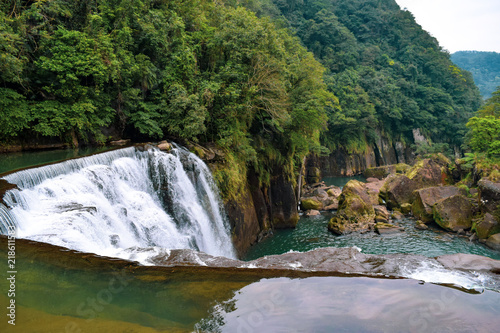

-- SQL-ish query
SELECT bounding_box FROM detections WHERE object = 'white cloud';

[395,0,500,52]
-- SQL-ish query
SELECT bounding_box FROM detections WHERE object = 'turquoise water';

[0,147,115,175]
[245,213,500,261]
[323,175,366,187]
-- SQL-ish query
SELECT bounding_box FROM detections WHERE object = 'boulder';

[342,180,378,206]
[406,158,448,188]
[400,203,412,215]
[485,233,500,251]
[305,210,321,217]
[478,178,500,214]
[412,186,465,223]
[432,195,473,232]
[364,165,396,180]
[328,188,375,235]
[307,167,321,184]
[301,198,323,211]
[374,205,390,219]
[157,141,172,151]
[380,174,419,209]
[327,187,342,198]
[375,222,404,234]
[415,220,428,230]
[109,139,131,146]
[313,188,329,199]
[366,177,380,183]
[324,200,339,210]
[391,211,404,220]
[475,213,500,239]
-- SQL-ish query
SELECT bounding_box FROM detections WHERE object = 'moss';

[457,184,471,197]
[406,159,425,180]
[400,203,412,214]
[301,198,323,210]
[395,163,410,174]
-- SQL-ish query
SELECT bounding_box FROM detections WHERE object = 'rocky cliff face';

[306,138,415,180]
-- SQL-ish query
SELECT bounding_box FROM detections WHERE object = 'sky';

[394,0,500,53]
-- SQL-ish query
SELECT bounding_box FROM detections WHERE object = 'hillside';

[0,0,483,198]
[451,51,500,100]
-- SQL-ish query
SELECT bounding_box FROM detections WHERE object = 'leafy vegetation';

[0,0,485,199]
[451,51,500,100]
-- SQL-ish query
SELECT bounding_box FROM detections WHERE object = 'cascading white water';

[0,145,236,262]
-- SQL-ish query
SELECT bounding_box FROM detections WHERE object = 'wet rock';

[380,174,419,210]
[305,209,321,217]
[433,195,473,232]
[270,173,299,228]
[327,187,342,198]
[436,253,500,273]
[375,222,404,234]
[301,198,323,211]
[415,220,428,230]
[391,211,405,220]
[412,186,465,223]
[366,177,380,183]
[109,139,131,146]
[313,188,329,199]
[485,234,500,251]
[475,213,500,239]
[157,141,172,151]
[478,178,500,214]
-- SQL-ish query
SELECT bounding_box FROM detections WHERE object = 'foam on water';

[0,146,236,262]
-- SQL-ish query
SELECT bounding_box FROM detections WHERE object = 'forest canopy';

[0,0,483,193]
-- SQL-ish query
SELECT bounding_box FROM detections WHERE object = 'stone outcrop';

[432,195,473,232]
[412,186,465,223]
[485,233,500,251]
[406,158,448,188]
[379,174,418,209]
[269,173,299,229]
[328,180,376,234]
[475,213,500,239]
[478,179,500,214]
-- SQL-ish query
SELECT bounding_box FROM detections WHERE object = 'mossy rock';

[433,195,473,232]
[400,203,412,215]
[328,191,375,235]
[411,186,465,223]
[375,222,404,234]
[475,213,500,239]
[301,198,323,210]
[395,163,411,174]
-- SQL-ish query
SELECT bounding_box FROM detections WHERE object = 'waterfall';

[0,145,236,262]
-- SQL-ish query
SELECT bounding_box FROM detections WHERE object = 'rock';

[400,203,412,215]
[485,233,500,251]
[366,177,380,183]
[375,222,404,234]
[270,173,300,228]
[109,139,131,146]
[324,200,339,210]
[436,253,500,273]
[391,211,405,220]
[305,210,321,217]
[342,180,379,206]
[415,221,428,230]
[478,178,500,214]
[365,179,385,204]
[327,187,342,198]
[412,186,465,223]
[374,205,390,219]
[313,188,329,199]
[475,213,500,239]
[307,167,321,184]
[157,141,172,151]
[380,174,419,210]
[406,158,448,188]
[328,187,375,235]
[432,195,473,232]
[301,198,323,211]
[364,165,396,180]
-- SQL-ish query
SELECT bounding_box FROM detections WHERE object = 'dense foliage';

[242,0,482,152]
[0,0,484,198]
[451,51,500,100]
[466,87,500,158]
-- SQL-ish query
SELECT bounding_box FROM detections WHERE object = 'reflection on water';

[0,147,114,175]
[196,277,500,333]
[1,238,500,333]
[245,214,500,261]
